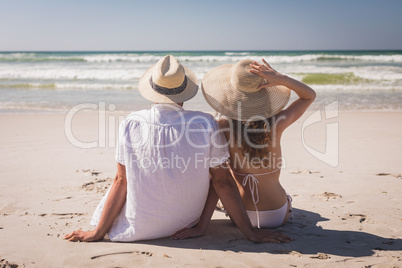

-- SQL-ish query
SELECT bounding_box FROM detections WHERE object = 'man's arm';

[210,165,293,243]
[64,163,127,242]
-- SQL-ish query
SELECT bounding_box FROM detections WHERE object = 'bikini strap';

[231,166,281,229]
[242,174,260,229]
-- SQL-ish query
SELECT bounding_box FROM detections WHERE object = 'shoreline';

[2,89,402,115]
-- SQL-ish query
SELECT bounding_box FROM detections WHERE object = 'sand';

[0,110,401,267]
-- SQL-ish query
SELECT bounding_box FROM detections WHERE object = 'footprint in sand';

[0,259,19,268]
[37,212,86,219]
[79,169,102,176]
[290,251,302,257]
[81,177,113,193]
[91,251,154,260]
[290,170,321,175]
[341,213,367,223]
[376,173,402,179]
[318,192,342,200]
[274,250,302,257]
[310,253,330,260]
[52,213,86,219]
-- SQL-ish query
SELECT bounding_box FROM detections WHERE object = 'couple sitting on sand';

[65,55,316,243]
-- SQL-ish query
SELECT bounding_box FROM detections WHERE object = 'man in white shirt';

[64,55,291,243]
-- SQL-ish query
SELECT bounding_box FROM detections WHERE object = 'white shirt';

[91,104,229,241]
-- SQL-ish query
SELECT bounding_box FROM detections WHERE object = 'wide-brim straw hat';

[201,59,291,121]
[139,55,198,103]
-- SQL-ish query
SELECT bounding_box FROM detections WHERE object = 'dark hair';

[232,118,272,166]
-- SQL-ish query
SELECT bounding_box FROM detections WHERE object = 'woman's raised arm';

[250,59,316,132]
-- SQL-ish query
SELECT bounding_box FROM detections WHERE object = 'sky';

[0,0,401,51]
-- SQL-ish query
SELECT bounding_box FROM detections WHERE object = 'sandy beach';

[0,109,401,267]
[1,0,402,264]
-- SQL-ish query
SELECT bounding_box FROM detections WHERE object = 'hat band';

[149,76,187,96]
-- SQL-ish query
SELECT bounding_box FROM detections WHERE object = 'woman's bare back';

[219,118,288,211]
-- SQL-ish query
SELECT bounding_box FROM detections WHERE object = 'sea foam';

[1,51,401,112]
[2,52,402,63]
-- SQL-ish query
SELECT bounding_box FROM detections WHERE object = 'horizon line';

[1,49,402,53]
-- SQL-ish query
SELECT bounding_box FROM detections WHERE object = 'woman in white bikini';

[171,58,316,239]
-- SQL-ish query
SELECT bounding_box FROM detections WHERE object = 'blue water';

[1,50,402,112]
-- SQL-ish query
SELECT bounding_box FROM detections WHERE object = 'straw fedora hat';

[201,59,291,121]
[138,55,198,103]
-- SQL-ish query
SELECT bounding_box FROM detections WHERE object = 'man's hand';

[64,229,101,242]
[247,229,293,243]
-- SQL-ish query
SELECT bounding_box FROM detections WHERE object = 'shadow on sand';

[134,208,401,257]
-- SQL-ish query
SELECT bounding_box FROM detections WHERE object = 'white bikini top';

[230,167,281,228]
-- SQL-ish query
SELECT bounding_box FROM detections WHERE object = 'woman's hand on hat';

[249,59,286,89]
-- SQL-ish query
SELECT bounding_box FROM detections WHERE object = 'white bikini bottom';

[246,195,292,229]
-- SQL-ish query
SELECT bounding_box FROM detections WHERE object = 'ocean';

[1,50,402,113]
